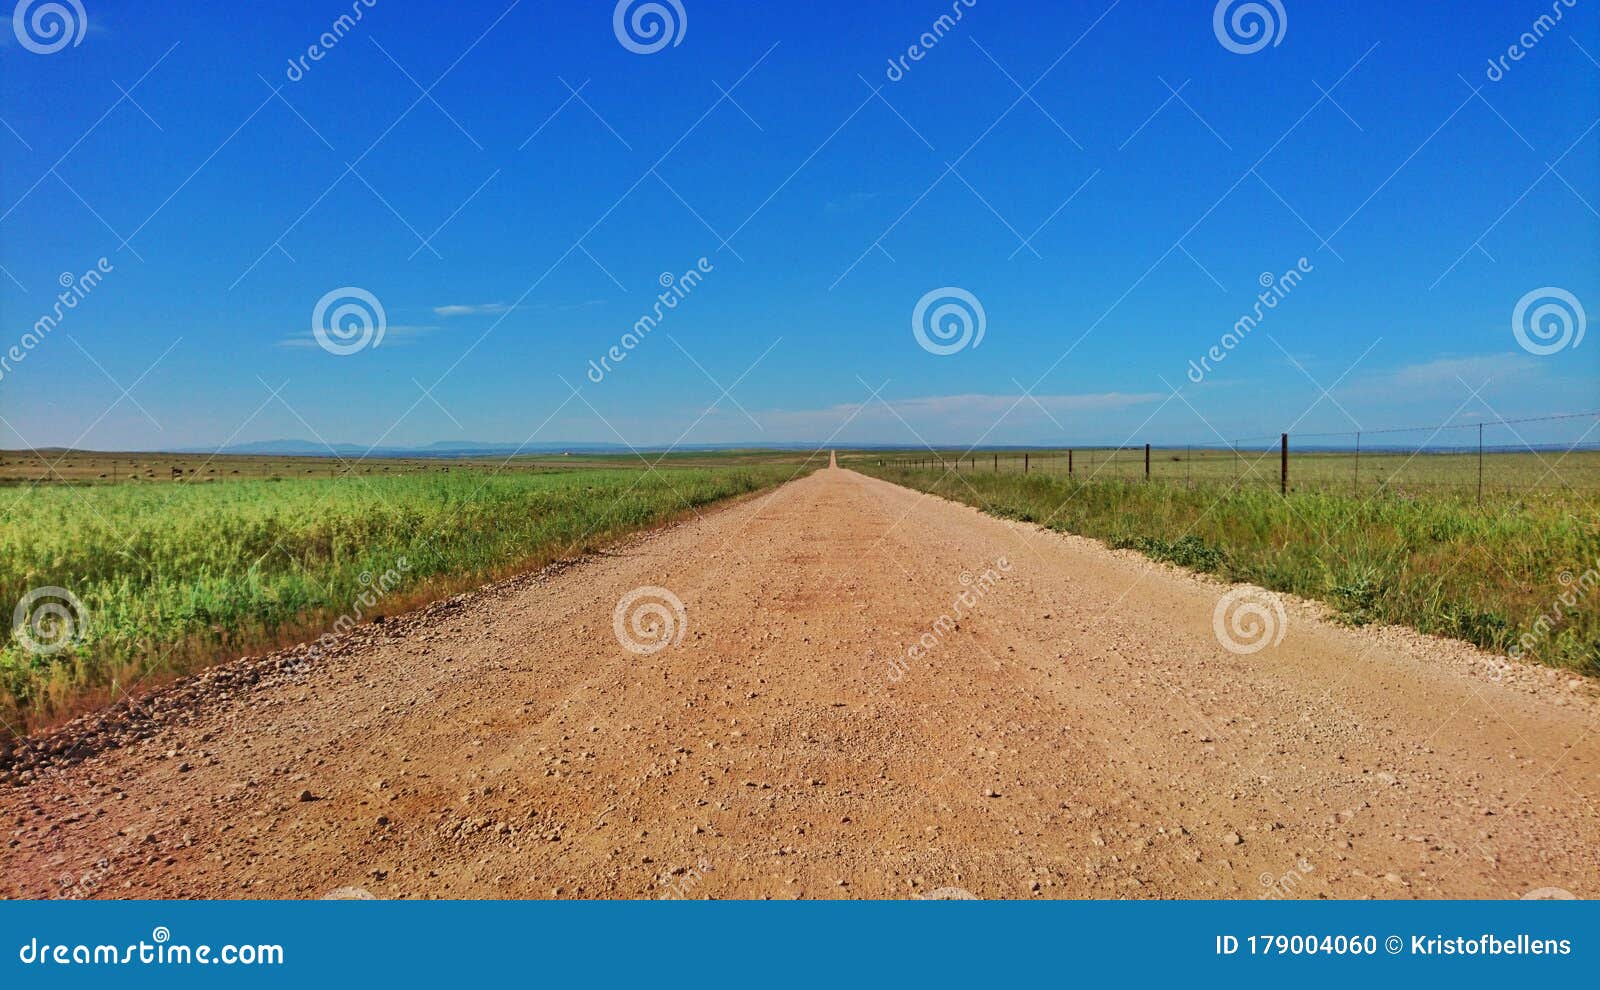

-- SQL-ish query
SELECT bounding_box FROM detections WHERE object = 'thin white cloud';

[433,303,511,317]
[1387,353,1540,388]
[276,324,439,348]
[729,391,1166,436]
[1339,353,1543,398]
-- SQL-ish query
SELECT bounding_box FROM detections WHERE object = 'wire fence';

[874,411,1600,501]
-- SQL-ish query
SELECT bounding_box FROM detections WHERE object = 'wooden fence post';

[1145,443,1151,480]
[1280,433,1289,495]
[1478,423,1484,505]
[1024,453,1030,474]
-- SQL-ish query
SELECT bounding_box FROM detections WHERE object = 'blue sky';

[1,0,1597,451]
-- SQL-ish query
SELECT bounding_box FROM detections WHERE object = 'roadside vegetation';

[854,463,1600,678]
[1,463,812,734]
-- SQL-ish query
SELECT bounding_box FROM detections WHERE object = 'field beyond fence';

[865,411,1600,502]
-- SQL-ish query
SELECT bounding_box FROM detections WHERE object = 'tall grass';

[859,448,1600,494]
[1,465,805,734]
[858,466,1600,677]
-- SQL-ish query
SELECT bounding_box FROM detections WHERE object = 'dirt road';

[5,465,1597,899]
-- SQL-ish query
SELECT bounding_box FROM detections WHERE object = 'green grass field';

[0,460,814,735]
[850,448,1600,497]
[853,462,1600,678]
